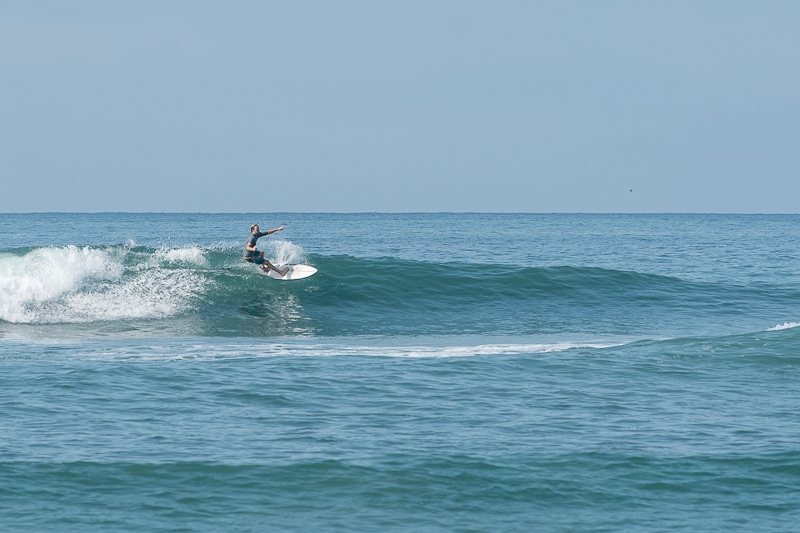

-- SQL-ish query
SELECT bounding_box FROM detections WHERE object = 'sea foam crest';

[45,341,621,361]
[0,246,207,324]
[263,240,307,266]
[310,342,621,358]
[0,246,123,323]
[202,342,619,360]
[154,246,209,267]
[39,268,206,323]
[767,322,800,331]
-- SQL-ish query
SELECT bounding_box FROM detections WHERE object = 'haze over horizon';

[2,1,798,213]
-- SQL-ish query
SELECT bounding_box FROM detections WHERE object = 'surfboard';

[264,264,318,281]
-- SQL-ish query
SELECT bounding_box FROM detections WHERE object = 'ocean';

[1,213,799,532]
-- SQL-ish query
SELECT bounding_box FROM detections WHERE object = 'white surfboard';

[264,264,318,281]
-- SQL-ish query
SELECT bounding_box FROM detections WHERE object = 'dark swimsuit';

[244,231,269,264]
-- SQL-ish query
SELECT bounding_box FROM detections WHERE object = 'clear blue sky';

[1,1,798,212]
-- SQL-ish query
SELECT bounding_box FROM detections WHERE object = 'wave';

[766,322,800,331]
[10,340,622,361]
[1,245,798,339]
[0,245,207,324]
[6,327,800,363]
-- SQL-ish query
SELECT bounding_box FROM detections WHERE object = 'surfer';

[244,224,289,276]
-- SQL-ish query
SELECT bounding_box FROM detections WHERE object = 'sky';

[1,1,798,213]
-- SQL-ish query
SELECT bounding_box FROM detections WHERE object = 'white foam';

[263,240,307,266]
[61,341,620,361]
[40,269,207,323]
[295,342,621,358]
[0,246,207,324]
[0,246,123,323]
[154,246,209,268]
[766,322,800,331]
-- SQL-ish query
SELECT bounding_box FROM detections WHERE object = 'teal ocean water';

[1,213,799,531]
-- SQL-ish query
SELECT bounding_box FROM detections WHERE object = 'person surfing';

[244,224,289,276]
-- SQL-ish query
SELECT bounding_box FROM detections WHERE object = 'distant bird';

[629,189,633,192]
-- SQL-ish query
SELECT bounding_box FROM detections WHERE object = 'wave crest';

[766,322,800,331]
[154,246,209,267]
[0,246,207,324]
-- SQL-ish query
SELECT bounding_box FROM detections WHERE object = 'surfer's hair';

[251,224,259,232]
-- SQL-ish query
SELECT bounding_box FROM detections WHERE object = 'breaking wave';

[1,245,797,340]
[0,245,208,324]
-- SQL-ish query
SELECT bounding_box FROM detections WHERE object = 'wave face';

[2,242,798,339]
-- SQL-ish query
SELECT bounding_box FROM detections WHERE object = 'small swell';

[766,322,800,331]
